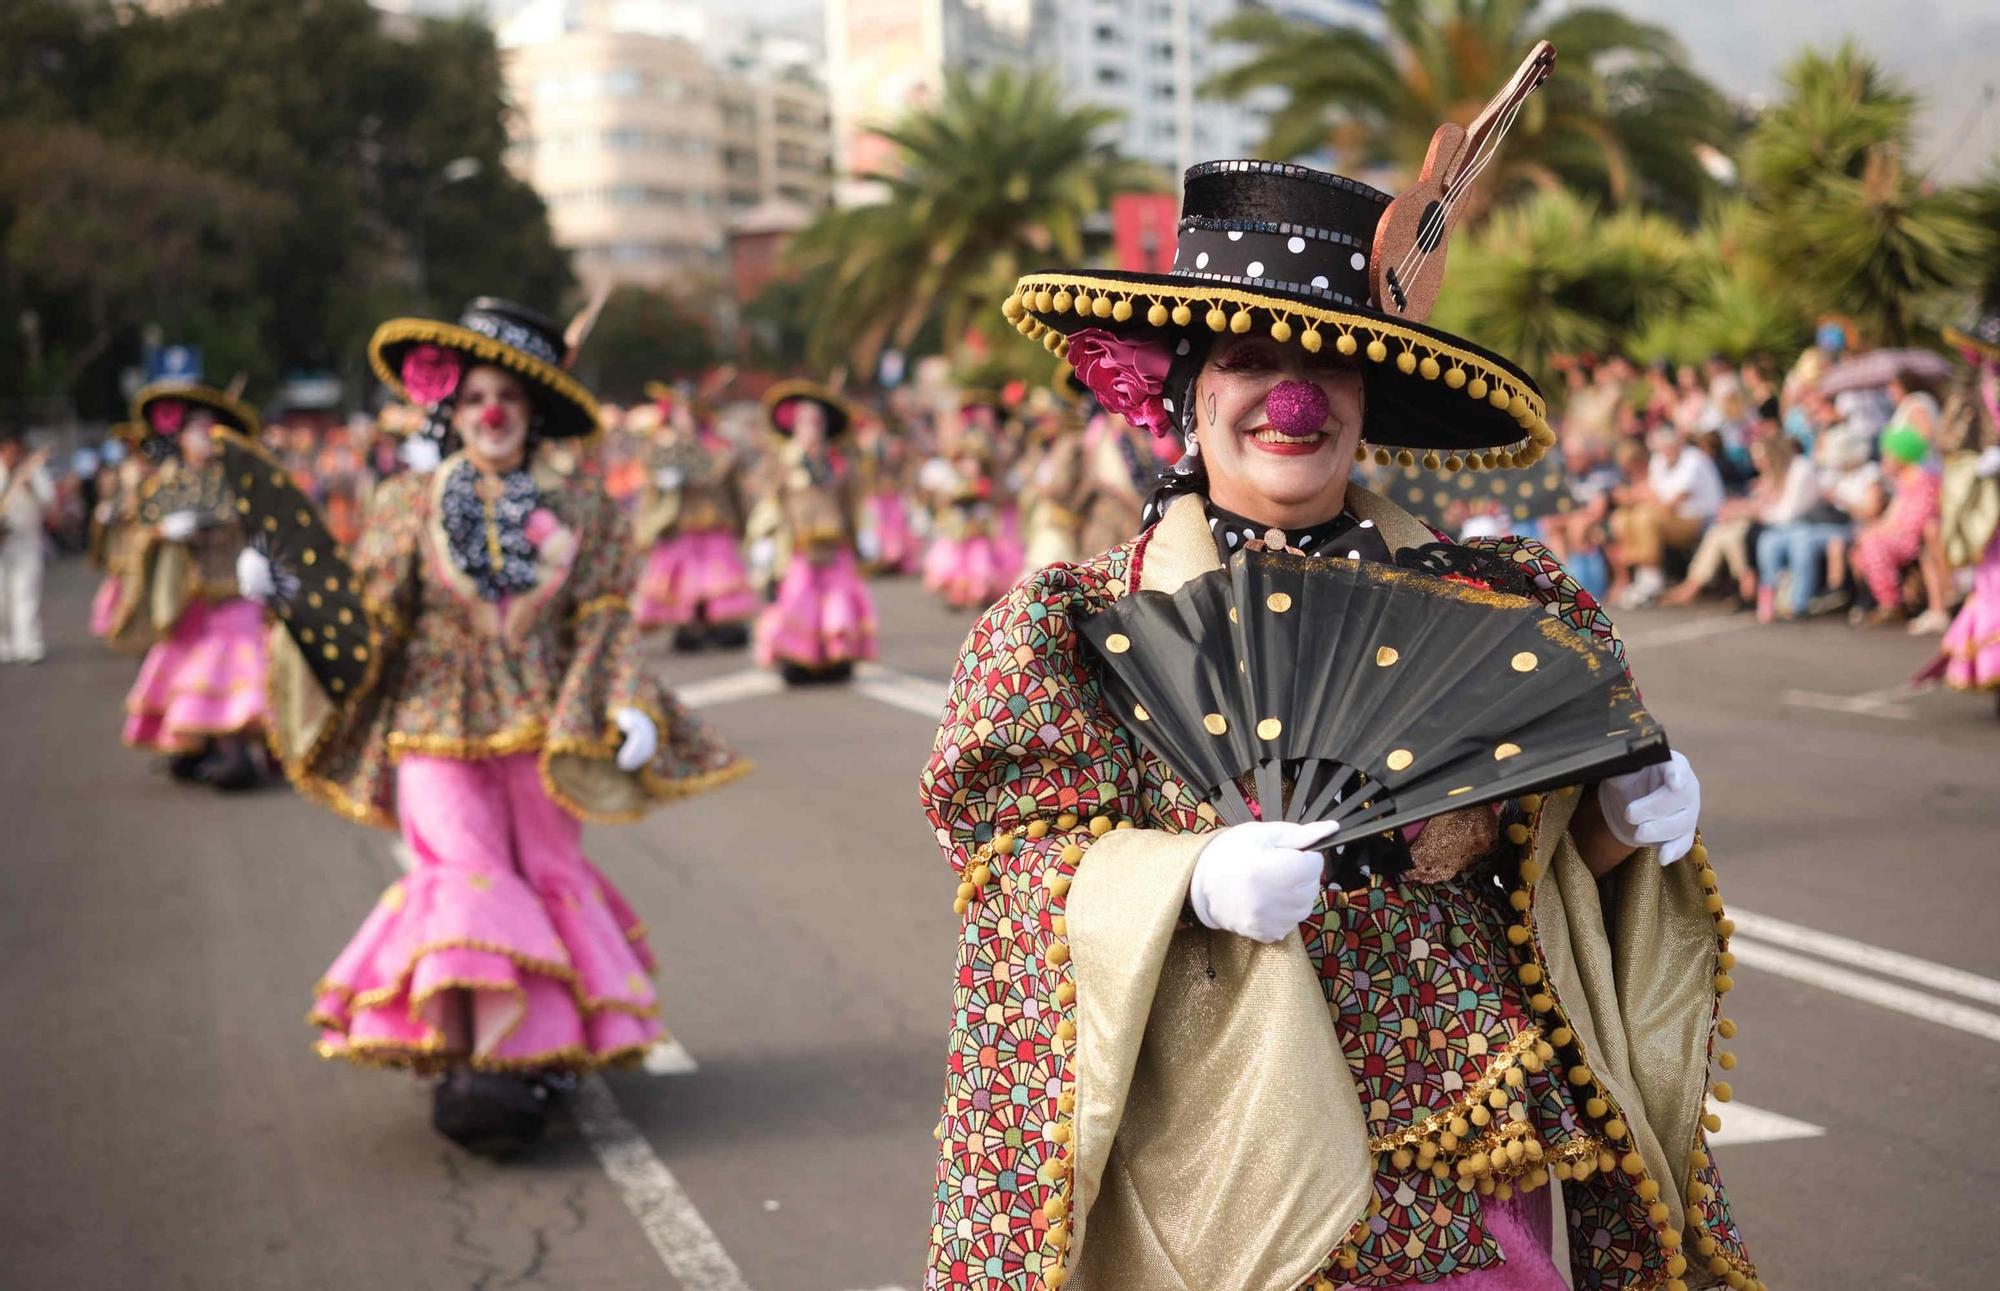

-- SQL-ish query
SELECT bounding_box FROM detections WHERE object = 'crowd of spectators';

[1524,327,1967,634]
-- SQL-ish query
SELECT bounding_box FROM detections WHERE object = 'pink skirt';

[89,574,123,639]
[755,547,878,668]
[863,493,921,574]
[634,529,758,629]
[1940,532,2000,691]
[923,532,1019,611]
[122,597,269,752]
[312,753,661,1072]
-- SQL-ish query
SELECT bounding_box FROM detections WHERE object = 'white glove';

[400,435,443,474]
[1598,750,1701,865]
[159,510,199,542]
[1189,820,1331,943]
[612,707,658,773]
[1975,444,2000,480]
[235,548,277,603]
[654,467,684,489]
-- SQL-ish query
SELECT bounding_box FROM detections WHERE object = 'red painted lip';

[1243,426,1327,456]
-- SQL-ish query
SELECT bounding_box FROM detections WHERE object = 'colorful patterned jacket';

[919,489,1758,1291]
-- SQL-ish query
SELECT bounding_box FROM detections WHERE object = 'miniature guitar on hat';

[1370,41,1557,322]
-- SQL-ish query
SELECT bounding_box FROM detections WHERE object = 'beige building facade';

[500,5,831,293]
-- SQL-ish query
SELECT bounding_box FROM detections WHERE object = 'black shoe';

[707,622,750,650]
[780,660,853,686]
[167,751,208,782]
[204,743,262,792]
[431,1069,552,1159]
[670,625,706,653]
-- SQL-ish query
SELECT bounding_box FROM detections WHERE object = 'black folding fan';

[213,427,379,702]
[1081,548,1667,883]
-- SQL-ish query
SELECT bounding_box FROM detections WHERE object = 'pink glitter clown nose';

[1265,380,1329,438]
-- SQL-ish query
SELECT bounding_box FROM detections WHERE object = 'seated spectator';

[1666,430,1815,607]
[1540,433,1620,598]
[1850,424,1944,626]
[1609,426,1724,607]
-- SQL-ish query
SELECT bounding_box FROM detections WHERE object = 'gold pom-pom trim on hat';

[1003,273,1552,467]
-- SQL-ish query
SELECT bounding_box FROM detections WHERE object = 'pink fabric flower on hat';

[148,399,187,435]
[400,343,462,406]
[1068,328,1172,437]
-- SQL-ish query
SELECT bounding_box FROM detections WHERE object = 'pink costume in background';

[113,458,268,751]
[631,429,758,632]
[856,432,922,575]
[88,575,124,639]
[923,457,1020,612]
[754,440,878,670]
[285,455,744,1073]
[313,753,658,1066]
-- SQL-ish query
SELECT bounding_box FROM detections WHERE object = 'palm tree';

[785,70,1162,375]
[1204,0,1735,222]
[1742,45,1994,346]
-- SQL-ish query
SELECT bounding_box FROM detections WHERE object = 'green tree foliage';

[573,285,719,403]
[1741,44,1993,346]
[0,0,573,415]
[1205,0,1735,221]
[785,69,1162,379]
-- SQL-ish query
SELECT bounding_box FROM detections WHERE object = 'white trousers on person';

[0,540,45,661]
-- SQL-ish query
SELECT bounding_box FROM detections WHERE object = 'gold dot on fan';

[1446,785,1474,796]
[235,498,250,514]
[270,471,286,488]
[1104,632,1131,654]
[1204,713,1229,736]
[302,548,317,565]
[307,592,323,608]
[300,628,316,643]
[1257,717,1283,740]
[1386,748,1414,771]
[1266,592,1292,613]
[1133,703,1150,722]
[262,516,278,532]
[326,576,340,591]
[1376,646,1400,667]
[1495,743,1522,760]
[338,607,354,625]
[297,509,312,526]
[353,644,369,662]
[1511,651,1538,672]
[322,643,339,661]
[330,677,347,694]
[239,473,254,489]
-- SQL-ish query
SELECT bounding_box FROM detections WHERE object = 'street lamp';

[413,156,485,307]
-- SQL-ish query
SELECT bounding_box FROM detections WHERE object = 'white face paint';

[454,365,533,472]
[1193,333,1365,528]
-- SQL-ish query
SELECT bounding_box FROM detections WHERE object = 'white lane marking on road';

[679,668,784,709]
[1778,682,1921,720]
[1704,1101,1825,1148]
[854,662,950,720]
[1621,614,1758,651]
[572,1076,755,1291]
[643,1039,700,1075]
[1729,938,2000,1044]
[1731,909,2000,1008]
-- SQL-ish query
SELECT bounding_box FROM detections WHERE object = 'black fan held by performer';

[923,111,1760,1291]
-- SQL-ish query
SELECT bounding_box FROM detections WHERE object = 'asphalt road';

[3,556,1996,1291]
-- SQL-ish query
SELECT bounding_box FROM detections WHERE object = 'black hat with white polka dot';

[1005,160,1555,468]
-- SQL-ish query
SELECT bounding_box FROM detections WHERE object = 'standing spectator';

[1850,425,1943,625]
[0,431,55,664]
[1609,426,1724,607]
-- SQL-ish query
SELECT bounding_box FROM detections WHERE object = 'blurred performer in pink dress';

[1924,304,2000,707]
[243,299,746,1156]
[112,384,270,790]
[630,389,758,651]
[754,381,878,684]
[853,412,922,575]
